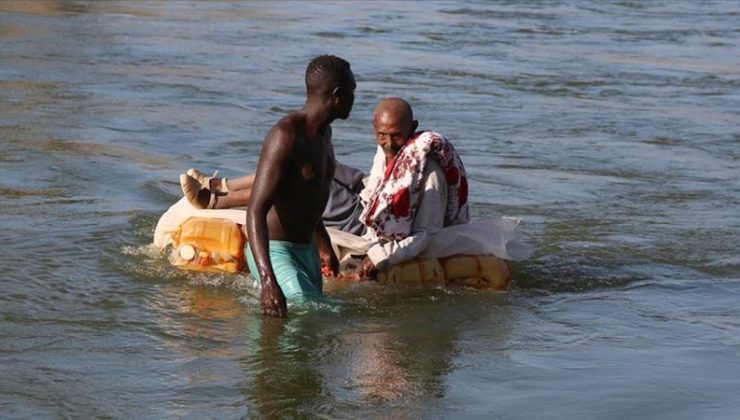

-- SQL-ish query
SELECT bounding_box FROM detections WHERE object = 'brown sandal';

[186,168,229,193]
[180,174,217,209]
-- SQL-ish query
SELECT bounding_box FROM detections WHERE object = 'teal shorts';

[246,240,323,301]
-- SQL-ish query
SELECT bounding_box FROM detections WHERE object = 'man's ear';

[331,85,341,102]
[411,120,419,132]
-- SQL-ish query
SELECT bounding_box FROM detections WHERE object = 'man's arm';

[247,123,293,317]
[361,160,448,277]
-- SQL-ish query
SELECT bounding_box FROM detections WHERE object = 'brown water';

[2,1,739,418]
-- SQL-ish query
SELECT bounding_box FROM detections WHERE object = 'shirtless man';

[247,55,355,317]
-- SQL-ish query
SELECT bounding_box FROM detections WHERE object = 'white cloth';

[341,145,531,270]
[363,158,448,270]
[328,216,531,269]
[359,131,468,240]
[358,146,389,206]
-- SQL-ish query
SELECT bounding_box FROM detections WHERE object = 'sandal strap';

[207,190,218,209]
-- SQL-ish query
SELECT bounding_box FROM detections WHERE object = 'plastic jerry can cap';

[179,244,197,261]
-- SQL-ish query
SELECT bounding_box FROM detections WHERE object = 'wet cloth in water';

[246,240,323,301]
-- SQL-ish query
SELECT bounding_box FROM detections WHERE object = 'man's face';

[336,72,356,120]
[373,111,413,160]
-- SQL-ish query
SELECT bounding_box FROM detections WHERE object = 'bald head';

[372,97,418,160]
[373,97,413,127]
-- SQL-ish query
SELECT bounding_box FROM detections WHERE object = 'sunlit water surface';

[1,1,739,418]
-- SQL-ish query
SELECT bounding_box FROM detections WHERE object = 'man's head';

[373,97,419,161]
[305,55,355,119]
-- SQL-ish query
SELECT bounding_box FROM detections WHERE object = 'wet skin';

[248,72,355,317]
[259,116,336,244]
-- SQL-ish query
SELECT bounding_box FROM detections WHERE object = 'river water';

[1,1,739,418]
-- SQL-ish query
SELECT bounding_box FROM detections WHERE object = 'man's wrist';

[260,271,278,286]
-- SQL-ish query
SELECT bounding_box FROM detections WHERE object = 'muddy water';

[1,1,739,418]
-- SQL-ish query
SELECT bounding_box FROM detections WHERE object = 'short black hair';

[305,55,352,95]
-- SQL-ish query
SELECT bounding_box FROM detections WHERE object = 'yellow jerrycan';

[377,254,512,291]
[169,217,247,273]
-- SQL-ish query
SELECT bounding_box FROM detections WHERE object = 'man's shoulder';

[267,113,305,144]
[275,112,305,131]
[415,130,448,141]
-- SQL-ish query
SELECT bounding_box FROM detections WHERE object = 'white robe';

[329,146,531,270]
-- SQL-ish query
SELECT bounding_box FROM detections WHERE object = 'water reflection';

[185,286,246,322]
[151,284,249,358]
[237,289,512,416]
[240,316,326,417]
[342,320,455,404]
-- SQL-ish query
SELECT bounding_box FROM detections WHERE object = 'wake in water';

[119,233,347,316]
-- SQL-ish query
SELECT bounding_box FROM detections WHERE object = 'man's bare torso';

[266,113,336,243]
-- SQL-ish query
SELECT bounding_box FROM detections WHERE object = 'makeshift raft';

[154,197,525,290]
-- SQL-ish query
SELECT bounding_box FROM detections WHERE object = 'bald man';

[357,98,469,280]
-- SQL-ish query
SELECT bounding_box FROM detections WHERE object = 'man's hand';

[359,256,378,281]
[260,278,287,317]
[320,250,340,277]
